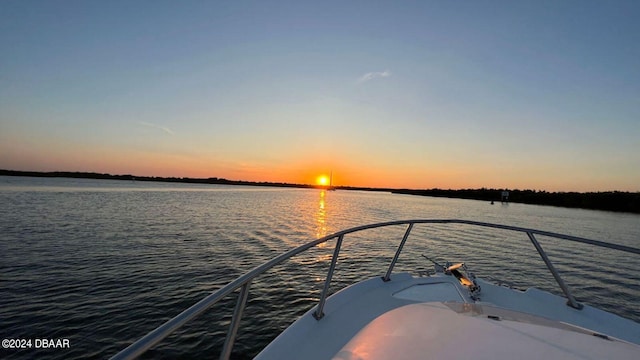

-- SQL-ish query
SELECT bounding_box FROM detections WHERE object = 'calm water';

[1,176,639,359]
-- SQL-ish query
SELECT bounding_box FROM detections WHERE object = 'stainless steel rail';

[110,219,640,360]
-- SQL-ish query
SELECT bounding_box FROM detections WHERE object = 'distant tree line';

[0,170,317,189]
[392,188,640,214]
[2,169,638,214]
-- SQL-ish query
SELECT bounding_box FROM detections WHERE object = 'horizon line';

[0,169,637,194]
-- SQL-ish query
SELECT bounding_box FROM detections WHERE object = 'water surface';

[1,176,638,359]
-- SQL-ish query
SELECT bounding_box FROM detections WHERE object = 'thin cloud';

[358,70,391,83]
[138,121,174,135]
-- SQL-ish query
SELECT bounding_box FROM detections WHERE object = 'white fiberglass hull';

[256,272,639,359]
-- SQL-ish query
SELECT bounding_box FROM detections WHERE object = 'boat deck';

[256,272,639,359]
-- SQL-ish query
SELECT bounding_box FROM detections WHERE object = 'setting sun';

[317,175,329,186]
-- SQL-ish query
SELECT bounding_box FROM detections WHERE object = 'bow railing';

[111,219,640,360]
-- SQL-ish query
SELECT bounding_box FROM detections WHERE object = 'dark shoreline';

[0,169,319,189]
[391,188,640,214]
[1,169,639,214]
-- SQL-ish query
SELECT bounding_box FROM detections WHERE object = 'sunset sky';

[1,1,639,191]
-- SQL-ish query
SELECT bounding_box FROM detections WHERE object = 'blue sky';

[1,1,639,191]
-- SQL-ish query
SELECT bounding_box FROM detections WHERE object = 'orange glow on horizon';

[5,137,632,192]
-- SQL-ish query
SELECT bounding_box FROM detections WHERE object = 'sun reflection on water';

[316,190,327,241]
